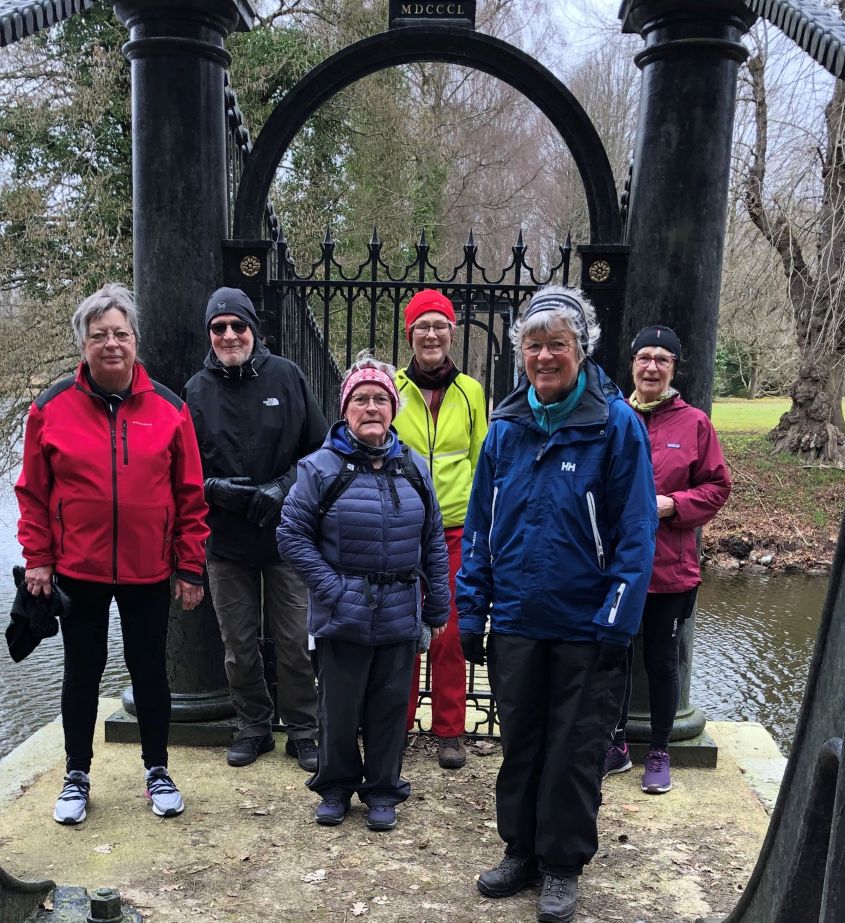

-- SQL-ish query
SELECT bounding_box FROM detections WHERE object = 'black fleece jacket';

[183,343,328,565]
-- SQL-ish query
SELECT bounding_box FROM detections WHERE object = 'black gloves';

[596,640,629,671]
[460,631,486,666]
[204,476,255,513]
[247,481,287,528]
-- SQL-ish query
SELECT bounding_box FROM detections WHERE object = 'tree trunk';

[769,352,845,464]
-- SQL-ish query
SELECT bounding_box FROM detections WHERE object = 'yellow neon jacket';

[394,367,488,528]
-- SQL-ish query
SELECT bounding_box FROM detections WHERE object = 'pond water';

[0,467,829,761]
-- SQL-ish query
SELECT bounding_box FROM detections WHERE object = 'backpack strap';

[318,457,362,518]
[397,449,430,522]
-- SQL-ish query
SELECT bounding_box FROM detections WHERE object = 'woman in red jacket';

[603,325,731,794]
[15,283,209,825]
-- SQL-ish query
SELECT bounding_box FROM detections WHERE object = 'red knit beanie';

[404,290,456,342]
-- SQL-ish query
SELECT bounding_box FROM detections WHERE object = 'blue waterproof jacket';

[456,361,657,645]
[277,423,450,646]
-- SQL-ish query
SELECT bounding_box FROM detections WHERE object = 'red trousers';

[406,526,467,737]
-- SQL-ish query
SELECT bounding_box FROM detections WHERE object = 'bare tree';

[741,12,845,464]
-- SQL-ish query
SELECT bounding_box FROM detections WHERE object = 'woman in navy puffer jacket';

[277,354,449,832]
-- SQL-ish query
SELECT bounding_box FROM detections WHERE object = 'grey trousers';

[207,557,318,741]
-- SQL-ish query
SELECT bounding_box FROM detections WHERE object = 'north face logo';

[561,461,577,472]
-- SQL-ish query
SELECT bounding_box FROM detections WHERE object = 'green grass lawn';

[711,397,790,433]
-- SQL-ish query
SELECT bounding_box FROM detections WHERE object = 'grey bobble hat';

[630,325,682,361]
[205,287,261,337]
[522,289,590,350]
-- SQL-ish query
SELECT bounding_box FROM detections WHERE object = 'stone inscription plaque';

[389,0,476,28]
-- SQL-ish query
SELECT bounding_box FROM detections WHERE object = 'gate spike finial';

[418,227,428,248]
[515,228,525,250]
[563,231,572,253]
[324,225,334,246]
[370,226,381,247]
[465,228,476,249]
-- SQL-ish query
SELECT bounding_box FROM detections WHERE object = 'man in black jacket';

[184,287,327,769]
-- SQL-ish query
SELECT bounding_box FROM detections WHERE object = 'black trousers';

[488,632,626,876]
[308,637,416,807]
[612,588,697,751]
[58,576,172,773]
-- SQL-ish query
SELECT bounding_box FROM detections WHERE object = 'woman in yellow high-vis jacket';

[396,289,488,769]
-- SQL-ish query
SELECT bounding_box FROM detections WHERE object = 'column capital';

[620,0,757,40]
[113,0,255,39]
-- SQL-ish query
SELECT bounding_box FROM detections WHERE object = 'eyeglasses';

[87,330,134,345]
[349,393,392,408]
[634,352,675,369]
[412,322,452,336]
[210,320,249,336]
[522,339,575,357]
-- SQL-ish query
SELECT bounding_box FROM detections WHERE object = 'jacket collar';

[492,359,617,429]
[74,360,154,396]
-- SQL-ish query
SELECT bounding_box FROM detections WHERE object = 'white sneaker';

[53,770,90,824]
[144,766,184,817]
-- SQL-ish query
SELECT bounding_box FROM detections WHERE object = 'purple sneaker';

[603,743,633,779]
[642,749,672,793]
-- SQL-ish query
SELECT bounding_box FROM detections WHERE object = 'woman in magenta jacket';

[604,325,731,795]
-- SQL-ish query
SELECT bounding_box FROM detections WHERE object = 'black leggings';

[613,588,697,752]
[58,576,172,773]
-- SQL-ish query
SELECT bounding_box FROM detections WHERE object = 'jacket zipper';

[488,485,499,554]
[122,420,128,465]
[56,498,65,554]
[162,510,169,562]
[586,491,606,570]
[607,583,626,625]
[110,415,118,582]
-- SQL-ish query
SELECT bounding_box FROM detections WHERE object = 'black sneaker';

[477,855,539,898]
[537,874,578,922]
[285,737,318,772]
[226,733,275,767]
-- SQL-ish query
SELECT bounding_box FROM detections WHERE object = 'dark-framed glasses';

[349,393,392,408]
[87,330,134,345]
[210,320,249,336]
[413,322,452,336]
[634,352,675,369]
[522,339,575,357]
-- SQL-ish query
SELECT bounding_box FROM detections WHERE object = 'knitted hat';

[340,365,400,418]
[205,287,261,338]
[522,290,590,350]
[404,290,456,342]
[630,325,682,361]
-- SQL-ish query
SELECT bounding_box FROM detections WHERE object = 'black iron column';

[619,0,756,757]
[110,0,255,727]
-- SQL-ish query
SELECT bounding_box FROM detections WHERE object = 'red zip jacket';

[16,362,209,584]
[632,395,731,593]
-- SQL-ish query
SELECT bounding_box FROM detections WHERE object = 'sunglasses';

[210,320,249,336]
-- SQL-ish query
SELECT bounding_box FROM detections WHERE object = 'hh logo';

[263,397,280,407]
[561,461,577,472]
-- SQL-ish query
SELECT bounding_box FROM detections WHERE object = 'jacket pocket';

[586,491,605,571]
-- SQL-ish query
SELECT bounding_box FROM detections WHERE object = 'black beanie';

[205,287,261,338]
[631,325,682,361]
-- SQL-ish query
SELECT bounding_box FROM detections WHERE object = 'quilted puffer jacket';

[277,422,450,645]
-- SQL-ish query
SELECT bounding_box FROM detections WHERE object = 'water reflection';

[694,569,824,754]
[0,475,128,762]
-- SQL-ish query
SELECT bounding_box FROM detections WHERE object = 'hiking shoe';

[226,733,275,767]
[365,803,397,831]
[53,770,90,825]
[285,737,318,772]
[315,797,349,826]
[437,736,467,769]
[477,855,539,898]
[603,742,633,779]
[145,766,184,817]
[642,749,672,793]
[537,873,579,922]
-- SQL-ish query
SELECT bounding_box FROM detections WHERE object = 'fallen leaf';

[240,855,250,862]
[351,901,368,916]
[93,844,113,854]
[253,810,268,816]
[301,869,328,883]
[40,897,54,911]
[621,804,640,813]
[372,896,390,905]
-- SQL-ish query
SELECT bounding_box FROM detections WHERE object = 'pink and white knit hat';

[340,365,400,418]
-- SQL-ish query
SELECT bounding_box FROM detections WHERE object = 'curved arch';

[233,26,622,244]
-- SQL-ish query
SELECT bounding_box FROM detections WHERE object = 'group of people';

[14,280,730,923]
